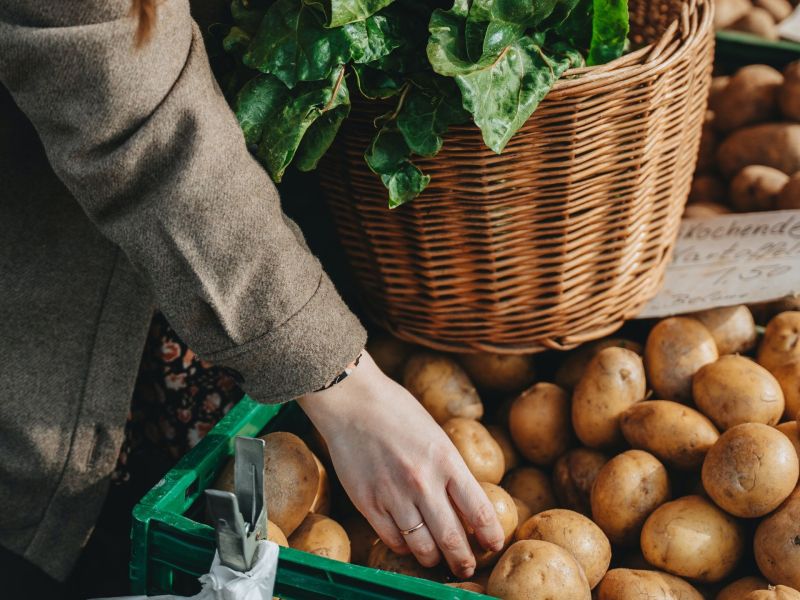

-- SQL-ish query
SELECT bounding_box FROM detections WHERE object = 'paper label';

[638,210,800,318]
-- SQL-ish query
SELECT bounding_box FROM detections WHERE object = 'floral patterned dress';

[112,312,244,483]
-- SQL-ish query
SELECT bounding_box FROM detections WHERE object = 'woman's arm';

[0,0,364,401]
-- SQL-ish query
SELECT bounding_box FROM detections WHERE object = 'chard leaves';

[304,0,396,28]
[588,0,629,65]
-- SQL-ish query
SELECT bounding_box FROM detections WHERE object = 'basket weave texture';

[319,0,714,354]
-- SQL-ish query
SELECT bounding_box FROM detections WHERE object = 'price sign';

[638,210,800,318]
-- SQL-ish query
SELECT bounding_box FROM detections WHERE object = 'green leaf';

[234,74,290,146]
[223,26,252,57]
[382,162,430,208]
[552,0,592,50]
[230,0,269,34]
[587,0,628,65]
[304,0,396,28]
[352,64,404,98]
[346,13,404,64]
[295,102,351,171]
[365,124,430,207]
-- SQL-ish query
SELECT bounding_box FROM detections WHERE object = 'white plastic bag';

[94,540,279,600]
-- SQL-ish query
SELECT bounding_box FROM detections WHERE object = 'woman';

[0,0,503,593]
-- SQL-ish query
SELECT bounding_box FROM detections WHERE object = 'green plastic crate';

[715,30,800,71]
[130,396,489,598]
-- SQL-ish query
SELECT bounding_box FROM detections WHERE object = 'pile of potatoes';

[715,0,797,40]
[211,301,800,599]
[684,61,800,218]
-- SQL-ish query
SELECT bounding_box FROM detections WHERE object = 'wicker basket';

[319,0,714,354]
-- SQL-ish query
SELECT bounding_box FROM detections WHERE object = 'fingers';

[447,470,504,553]
[364,509,410,556]
[418,493,476,579]
[389,506,442,569]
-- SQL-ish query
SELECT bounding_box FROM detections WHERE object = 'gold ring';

[399,521,425,536]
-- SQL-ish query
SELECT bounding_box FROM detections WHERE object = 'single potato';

[754,487,800,590]
[702,423,800,517]
[773,361,800,420]
[754,0,793,22]
[310,454,331,515]
[442,418,505,484]
[512,497,532,537]
[640,495,745,583]
[402,353,483,424]
[458,352,536,394]
[694,355,785,430]
[759,312,800,372]
[595,568,703,600]
[517,509,611,589]
[777,173,800,210]
[730,165,789,212]
[645,317,718,403]
[572,347,646,448]
[590,450,671,546]
[468,483,519,569]
[745,587,800,600]
[717,576,770,600]
[777,421,800,460]
[620,401,719,470]
[502,467,558,515]
[780,61,800,122]
[730,8,780,40]
[487,540,591,600]
[696,121,718,173]
[555,338,643,391]
[486,424,520,473]
[552,447,609,515]
[717,123,800,177]
[509,382,573,464]
[288,513,351,562]
[714,0,751,28]
[267,520,288,547]
[691,305,757,355]
[713,65,783,132]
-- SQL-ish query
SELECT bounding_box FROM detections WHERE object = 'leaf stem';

[323,65,346,112]
[387,81,411,121]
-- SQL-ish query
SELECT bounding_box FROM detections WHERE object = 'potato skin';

[691,305,757,355]
[517,509,611,589]
[509,382,573,464]
[688,174,726,203]
[645,317,718,403]
[511,497,532,537]
[714,0,751,28]
[342,514,379,565]
[780,61,800,122]
[718,123,800,176]
[366,333,412,381]
[445,582,485,593]
[730,165,789,212]
[552,448,609,515]
[367,542,444,580]
[717,576,770,600]
[487,540,591,600]
[694,355,785,430]
[730,8,780,40]
[640,495,745,583]
[267,520,289,547]
[458,352,536,394]
[620,401,719,470]
[572,347,646,448]
[683,202,731,218]
[713,65,783,132]
[754,0,794,22]
[773,361,800,421]
[469,483,518,569]
[555,338,643,391]
[777,173,800,210]
[288,514,351,562]
[502,467,557,515]
[486,424,520,473]
[595,568,704,600]
[777,421,800,460]
[702,423,800,517]
[745,587,800,600]
[754,487,800,590]
[442,418,505,485]
[590,450,671,546]
[759,312,800,372]
[403,353,483,424]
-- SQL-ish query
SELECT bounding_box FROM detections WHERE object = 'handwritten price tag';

[638,210,800,318]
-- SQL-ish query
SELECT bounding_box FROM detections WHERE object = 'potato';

[683,202,732,218]
[620,401,719,470]
[773,361,800,420]
[442,418,505,484]
[708,76,731,113]
[777,173,800,210]
[486,424,519,473]
[511,497,532,537]
[755,0,794,22]
[212,432,319,537]
[307,424,331,467]
[645,317,718,403]
[780,61,800,122]
[691,305,757,355]
[730,165,789,212]
[517,509,611,588]
[778,420,800,457]
[717,576,770,600]
[718,123,800,176]
[759,312,800,371]
[572,347,646,448]
[730,8,780,40]
[309,454,331,515]
[696,122,719,173]
[487,540,591,600]
[458,352,536,393]
[366,333,412,380]
[688,174,726,204]
[509,382,573,464]
[590,450,671,546]
[367,541,443,580]
[714,0,752,28]
[555,338,643,391]
[596,569,704,600]
[469,483,518,569]
[693,355,785,429]
[552,448,609,515]
[341,513,379,565]
[746,587,800,600]
[702,423,799,517]
[502,467,558,514]
[640,495,745,583]
[267,520,289,547]
[288,514,351,562]
[713,65,783,132]
[403,353,483,424]
[446,582,485,593]
[754,487,800,589]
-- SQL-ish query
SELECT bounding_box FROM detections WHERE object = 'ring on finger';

[399,521,425,535]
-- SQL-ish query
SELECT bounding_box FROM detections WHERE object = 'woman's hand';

[297,351,504,579]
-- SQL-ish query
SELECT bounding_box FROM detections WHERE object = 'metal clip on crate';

[205,436,266,572]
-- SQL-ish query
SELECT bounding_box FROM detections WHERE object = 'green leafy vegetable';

[587,0,629,66]
[305,0,396,27]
